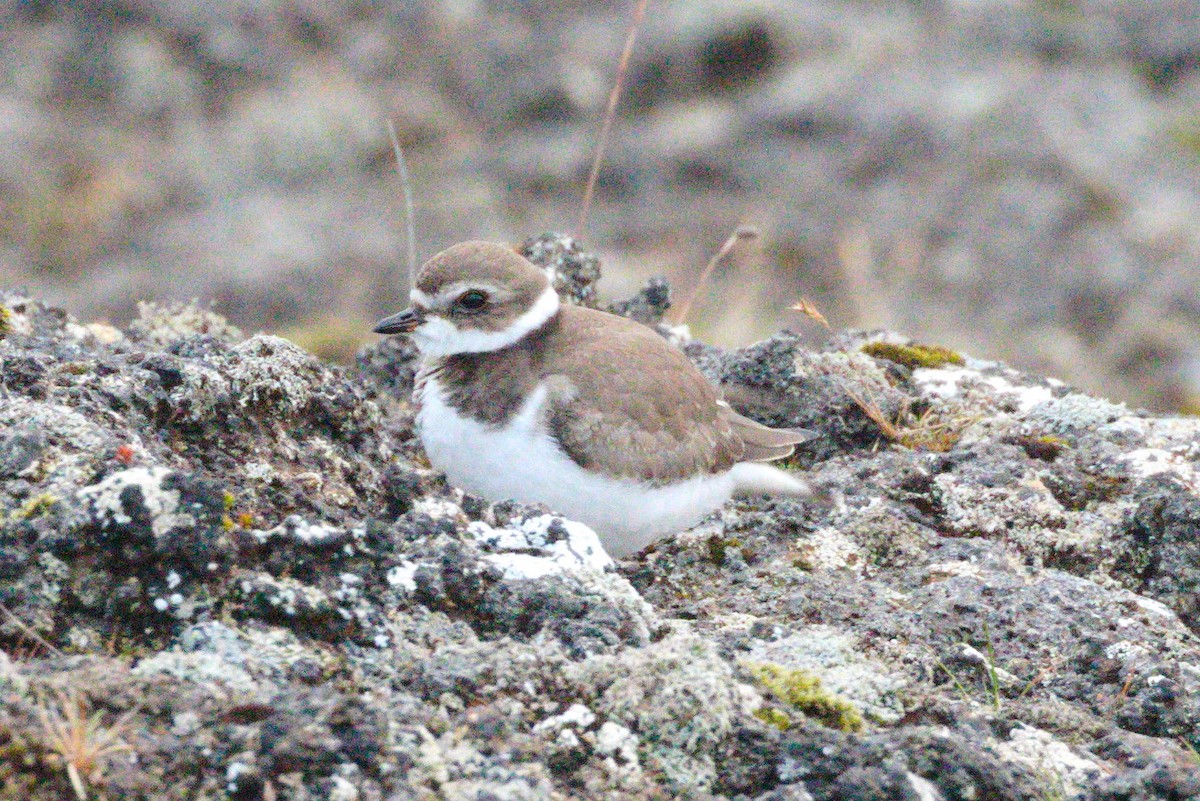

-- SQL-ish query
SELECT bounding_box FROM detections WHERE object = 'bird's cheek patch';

[411,316,459,345]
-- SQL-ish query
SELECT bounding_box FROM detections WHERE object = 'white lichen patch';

[238,572,332,618]
[534,703,597,750]
[386,561,419,592]
[1,294,37,336]
[411,497,465,522]
[78,466,194,537]
[915,366,1054,412]
[906,772,941,801]
[1132,415,1200,448]
[792,526,865,573]
[0,651,30,695]
[327,774,359,801]
[995,724,1108,799]
[570,627,736,792]
[224,335,320,413]
[82,321,124,344]
[472,514,613,579]
[134,649,261,695]
[36,551,70,605]
[250,515,342,545]
[1122,594,1179,622]
[0,397,112,494]
[242,462,276,481]
[130,299,244,348]
[167,361,233,424]
[534,703,596,735]
[1120,447,1200,492]
[924,560,987,582]
[934,469,1067,537]
[592,720,641,780]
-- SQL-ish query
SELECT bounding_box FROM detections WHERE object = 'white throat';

[410,284,560,358]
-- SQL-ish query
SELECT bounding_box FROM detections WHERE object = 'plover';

[374,241,815,557]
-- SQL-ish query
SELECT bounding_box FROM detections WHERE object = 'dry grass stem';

[790,297,830,328]
[36,687,136,801]
[0,599,61,657]
[577,0,649,239]
[386,118,418,292]
[672,225,759,325]
[844,384,974,452]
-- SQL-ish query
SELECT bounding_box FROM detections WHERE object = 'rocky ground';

[1,238,1198,800]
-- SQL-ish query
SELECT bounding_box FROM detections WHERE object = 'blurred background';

[4,0,1200,411]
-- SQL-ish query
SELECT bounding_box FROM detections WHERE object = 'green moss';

[861,341,964,369]
[746,662,864,732]
[17,494,57,520]
[752,706,792,731]
[706,535,741,566]
[1014,434,1068,461]
[0,305,9,340]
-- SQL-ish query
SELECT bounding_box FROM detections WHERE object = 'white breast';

[416,376,737,557]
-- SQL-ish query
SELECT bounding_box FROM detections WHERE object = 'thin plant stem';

[387,118,418,292]
[577,0,649,239]
[672,225,758,325]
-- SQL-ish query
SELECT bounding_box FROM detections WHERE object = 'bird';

[373,240,815,557]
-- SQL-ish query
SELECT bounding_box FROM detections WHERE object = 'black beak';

[373,307,425,334]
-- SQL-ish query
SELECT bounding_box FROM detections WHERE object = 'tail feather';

[729,462,814,498]
[743,443,799,462]
[721,402,815,463]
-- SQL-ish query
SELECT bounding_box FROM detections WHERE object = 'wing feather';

[544,308,809,484]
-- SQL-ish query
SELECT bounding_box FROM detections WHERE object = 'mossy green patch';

[752,706,792,731]
[861,341,964,369]
[746,662,864,732]
[16,494,57,521]
[705,534,741,566]
[1014,434,1069,461]
[0,305,10,340]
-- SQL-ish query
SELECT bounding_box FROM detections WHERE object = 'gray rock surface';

[2,241,1200,800]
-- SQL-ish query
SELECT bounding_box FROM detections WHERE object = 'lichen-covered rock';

[2,275,1200,800]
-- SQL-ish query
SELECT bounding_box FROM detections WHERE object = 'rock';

[2,273,1200,799]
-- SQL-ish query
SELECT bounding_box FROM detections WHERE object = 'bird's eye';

[456,290,488,312]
